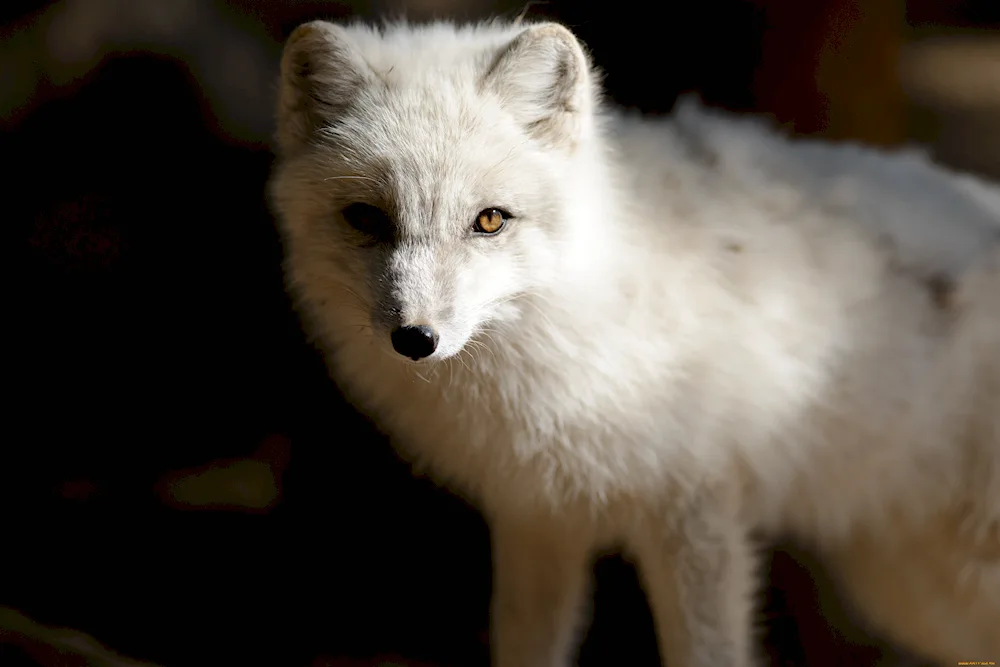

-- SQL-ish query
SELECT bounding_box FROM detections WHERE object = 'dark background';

[3,1,999,665]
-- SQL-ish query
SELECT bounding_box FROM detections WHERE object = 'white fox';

[268,18,1000,667]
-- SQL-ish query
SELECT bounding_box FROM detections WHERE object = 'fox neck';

[533,129,633,311]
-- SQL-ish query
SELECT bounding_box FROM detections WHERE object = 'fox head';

[269,20,605,363]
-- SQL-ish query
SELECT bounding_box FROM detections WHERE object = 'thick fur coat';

[269,18,1000,667]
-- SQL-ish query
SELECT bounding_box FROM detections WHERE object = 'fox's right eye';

[340,203,392,241]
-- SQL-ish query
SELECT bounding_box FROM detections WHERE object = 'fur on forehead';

[275,18,598,157]
[312,20,536,77]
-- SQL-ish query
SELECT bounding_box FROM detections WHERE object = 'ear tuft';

[482,23,594,147]
[276,21,373,155]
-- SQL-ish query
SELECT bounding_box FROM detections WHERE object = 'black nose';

[390,324,439,361]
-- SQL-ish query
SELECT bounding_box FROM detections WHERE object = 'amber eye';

[472,208,509,235]
[341,202,392,242]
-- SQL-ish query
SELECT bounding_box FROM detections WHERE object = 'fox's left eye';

[472,208,510,235]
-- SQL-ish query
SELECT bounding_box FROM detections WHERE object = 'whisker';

[322,174,381,183]
[456,348,473,374]
[467,338,496,363]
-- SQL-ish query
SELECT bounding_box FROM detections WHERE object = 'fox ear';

[276,21,374,155]
[482,23,595,148]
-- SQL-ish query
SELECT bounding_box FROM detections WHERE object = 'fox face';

[270,20,599,362]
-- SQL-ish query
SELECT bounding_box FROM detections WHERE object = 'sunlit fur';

[269,18,1000,667]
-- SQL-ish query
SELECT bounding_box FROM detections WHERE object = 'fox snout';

[377,244,460,361]
[390,324,439,361]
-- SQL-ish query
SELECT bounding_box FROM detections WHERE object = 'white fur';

[269,19,1000,667]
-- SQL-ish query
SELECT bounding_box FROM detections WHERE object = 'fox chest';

[343,368,678,516]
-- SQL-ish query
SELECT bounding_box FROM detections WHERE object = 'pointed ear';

[481,23,595,147]
[276,21,375,155]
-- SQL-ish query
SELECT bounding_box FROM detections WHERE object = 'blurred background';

[2,1,999,665]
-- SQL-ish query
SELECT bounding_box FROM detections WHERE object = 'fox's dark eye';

[341,203,392,241]
[472,208,510,235]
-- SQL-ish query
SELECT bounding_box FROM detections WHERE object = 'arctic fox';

[268,18,1000,667]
